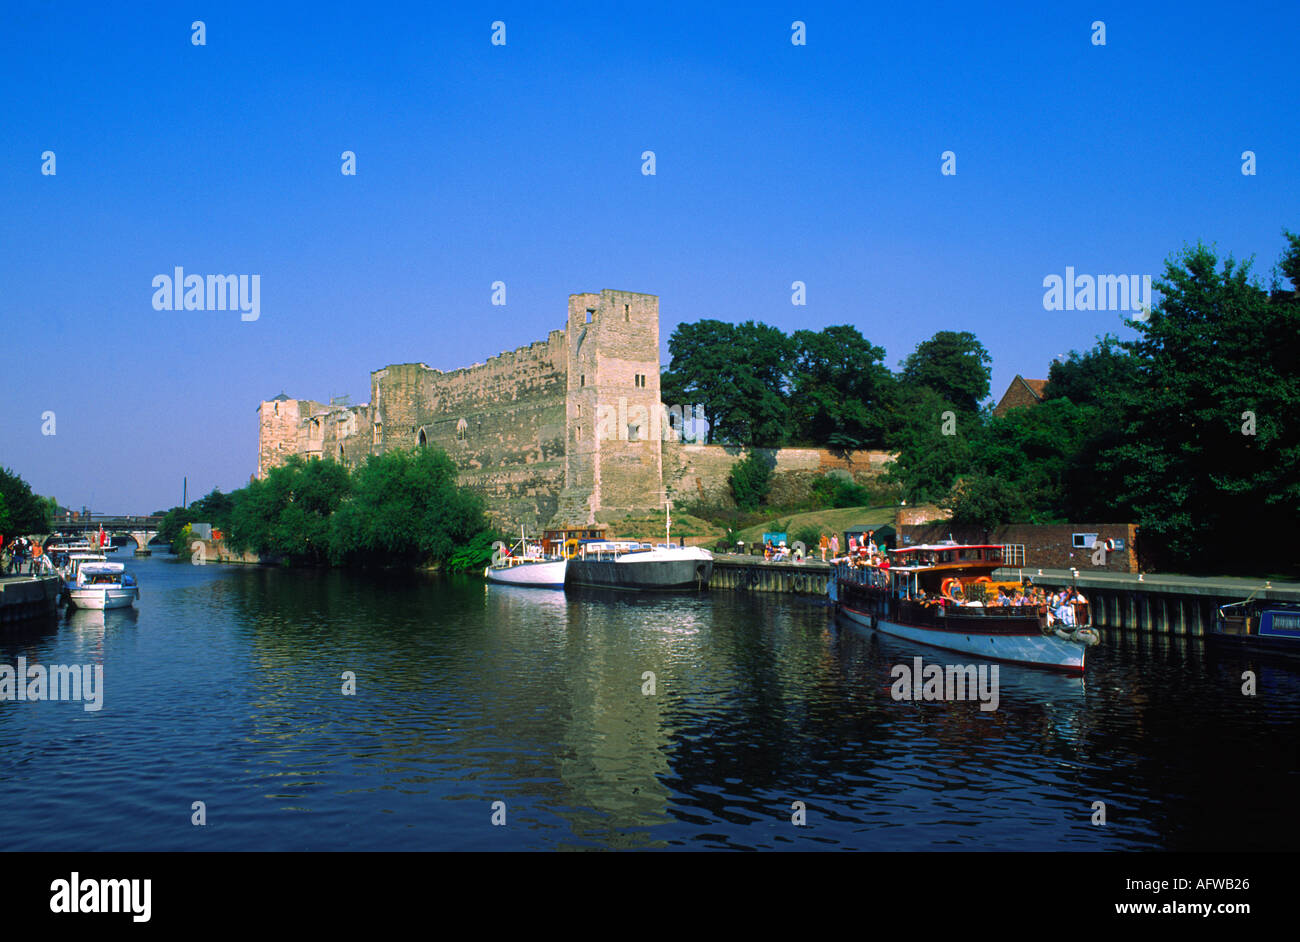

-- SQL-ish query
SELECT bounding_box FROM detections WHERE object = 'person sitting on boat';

[1055,595,1076,628]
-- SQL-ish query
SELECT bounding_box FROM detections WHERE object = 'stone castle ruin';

[257,289,889,531]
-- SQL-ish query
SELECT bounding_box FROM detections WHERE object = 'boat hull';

[839,603,1086,673]
[68,586,139,610]
[484,559,567,588]
[566,552,713,591]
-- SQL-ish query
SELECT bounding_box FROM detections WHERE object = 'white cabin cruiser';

[68,562,139,610]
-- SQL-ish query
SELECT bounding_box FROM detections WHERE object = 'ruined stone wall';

[257,398,327,478]
[554,290,663,525]
[396,332,570,531]
[665,445,894,508]
[256,289,846,533]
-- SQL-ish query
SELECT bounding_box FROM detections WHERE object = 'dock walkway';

[0,574,62,624]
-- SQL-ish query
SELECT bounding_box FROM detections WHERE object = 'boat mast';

[665,497,672,547]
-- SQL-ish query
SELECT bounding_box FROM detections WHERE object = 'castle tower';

[554,290,663,525]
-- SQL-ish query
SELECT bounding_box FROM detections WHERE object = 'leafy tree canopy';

[900,330,993,414]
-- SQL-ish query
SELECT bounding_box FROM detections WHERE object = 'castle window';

[634,374,647,388]
[586,308,595,324]
[373,422,382,445]
[576,426,582,441]
[456,418,468,441]
[576,404,581,417]
[624,304,629,321]
[580,374,585,387]
[339,444,345,460]
[418,428,427,446]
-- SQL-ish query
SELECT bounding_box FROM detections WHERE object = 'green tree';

[0,468,50,532]
[966,398,1098,523]
[1096,235,1300,571]
[661,319,792,446]
[328,447,488,566]
[1043,334,1140,411]
[229,456,352,562]
[789,325,895,451]
[882,386,976,503]
[0,492,10,534]
[660,319,742,445]
[899,330,993,414]
[729,450,775,512]
[944,474,1028,530]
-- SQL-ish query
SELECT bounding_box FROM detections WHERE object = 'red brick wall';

[898,522,1139,573]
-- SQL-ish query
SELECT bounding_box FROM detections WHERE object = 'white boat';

[67,562,139,610]
[484,534,567,588]
[59,552,109,590]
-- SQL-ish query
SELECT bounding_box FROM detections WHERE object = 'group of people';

[820,530,886,567]
[762,540,791,561]
[989,585,1088,626]
[0,534,54,576]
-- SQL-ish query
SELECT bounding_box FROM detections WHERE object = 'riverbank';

[0,574,61,624]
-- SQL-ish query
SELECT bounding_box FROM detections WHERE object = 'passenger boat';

[484,532,567,589]
[1210,599,1300,658]
[67,562,139,610]
[829,542,1098,673]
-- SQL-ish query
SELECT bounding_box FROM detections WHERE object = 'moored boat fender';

[1055,626,1100,645]
[940,577,964,601]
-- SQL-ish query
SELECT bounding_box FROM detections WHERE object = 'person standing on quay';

[819,534,829,561]
[830,534,839,559]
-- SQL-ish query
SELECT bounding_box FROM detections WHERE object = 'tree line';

[0,468,57,535]
[158,447,498,571]
[664,230,1300,574]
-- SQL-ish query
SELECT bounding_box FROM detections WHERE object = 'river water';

[1,554,1296,851]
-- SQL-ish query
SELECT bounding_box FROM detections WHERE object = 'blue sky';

[1,1,1296,512]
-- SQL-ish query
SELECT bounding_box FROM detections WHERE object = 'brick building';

[992,375,1048,417]
[898,521,1140,573]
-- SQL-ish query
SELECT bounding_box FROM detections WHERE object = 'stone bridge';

[41,514,165,556]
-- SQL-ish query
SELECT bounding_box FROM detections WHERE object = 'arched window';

[338,443,345,460]
[418,428,427,446]
[456,418,468,441]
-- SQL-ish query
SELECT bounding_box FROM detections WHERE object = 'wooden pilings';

[710,556,830,596]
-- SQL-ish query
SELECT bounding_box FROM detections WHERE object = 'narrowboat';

[1210,599,1300,658]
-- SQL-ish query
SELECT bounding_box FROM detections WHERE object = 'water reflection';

[0,555,1296,851]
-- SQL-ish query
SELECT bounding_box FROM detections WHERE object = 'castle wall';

[256,289,891,536]
[665,445,893,508]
